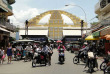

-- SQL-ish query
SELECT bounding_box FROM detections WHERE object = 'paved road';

[0,49,103,74]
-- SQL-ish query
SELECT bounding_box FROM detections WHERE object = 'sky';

[9,0,99,27]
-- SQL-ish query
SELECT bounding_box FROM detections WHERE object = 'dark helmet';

[92,42,95,46]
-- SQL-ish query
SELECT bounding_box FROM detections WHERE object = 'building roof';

[19,30,48,36]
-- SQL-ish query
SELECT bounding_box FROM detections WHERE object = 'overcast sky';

[9,0,99,27]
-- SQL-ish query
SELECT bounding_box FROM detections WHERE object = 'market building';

[0,0,16,48]
[19,10,90,42]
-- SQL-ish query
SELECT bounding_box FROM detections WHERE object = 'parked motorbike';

[87,58,95,73]
[14,50,22,61]
[73,51,87,64]
[32,50,47,67]
[100,57,109,70]
[86,52,96,73]
[24,50,32,62]
[104,65,110,74]
[58,48,65,63]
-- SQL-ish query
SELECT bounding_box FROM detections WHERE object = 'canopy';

[16,39,34,42]
[85,35,100,40]
[105,35,110,40]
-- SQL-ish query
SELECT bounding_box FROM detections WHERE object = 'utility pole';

[25,20,28,39]
[80,20,84,46]
[81,20,84,37]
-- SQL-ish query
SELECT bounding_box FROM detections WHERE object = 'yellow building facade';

[28,10,87,40]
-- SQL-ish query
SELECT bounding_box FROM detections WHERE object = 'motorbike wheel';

[28,57,31,61]
[73,56,78,64]
[100,62,107,70]
[32,61,36,67]
[24,56,27,62]
[88,60,94,73]
[104,66,110,74]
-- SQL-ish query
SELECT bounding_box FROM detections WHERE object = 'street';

[0,49,103,74]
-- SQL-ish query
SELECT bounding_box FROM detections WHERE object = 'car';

[70,41,81,53]
[65,43,72,51]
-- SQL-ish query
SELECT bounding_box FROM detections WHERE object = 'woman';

[7,43,13,64]
[1,47,5,64]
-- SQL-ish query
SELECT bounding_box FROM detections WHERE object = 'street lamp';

[65,4,88,35]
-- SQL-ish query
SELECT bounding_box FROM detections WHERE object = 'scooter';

[32,50,47,67]
[73,51,87,64]
[14,50,22,61]
[59,48,65,63]
[100,57,109,70]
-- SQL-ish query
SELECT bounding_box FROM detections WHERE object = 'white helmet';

[84,42,87,45]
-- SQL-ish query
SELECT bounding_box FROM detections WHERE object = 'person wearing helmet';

[58,43,66,51]
[77,42,89,63]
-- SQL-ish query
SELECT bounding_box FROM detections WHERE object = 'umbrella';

[85,35,100,40]
[57,40,62,43]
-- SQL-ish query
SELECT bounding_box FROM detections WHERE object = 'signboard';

[29,38,46,41]
[65,38,79,41]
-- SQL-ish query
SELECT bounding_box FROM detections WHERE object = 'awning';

[0,27,10,32]
[0,5,8,12]
[100,27,110,36]
[16,39,34,42]
[85,35,100,40]
[93,26,110,37]
[92,31,100,37]
[106,35,110,40]
[100,35,110,40]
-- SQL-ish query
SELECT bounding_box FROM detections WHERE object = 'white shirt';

[26,46,33,53]
[16,46,23,51]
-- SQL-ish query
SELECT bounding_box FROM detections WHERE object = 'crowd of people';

[0,40,110,73]
[0,42,54,65]
[72,41,110,73]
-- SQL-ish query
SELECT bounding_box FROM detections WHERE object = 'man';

[77,42,89,63]
[25,44,33,60]
[47,44,53,65]
[16,43,23,59]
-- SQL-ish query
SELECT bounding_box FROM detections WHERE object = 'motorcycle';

[73,51,87,64]
[87,52,96,73]
[104,65,110,74]
[32,50,47,67]
[24,50,32,62]
[14,50,22,61]
[58,48,65,63]
[87,58,95,73]
[100,57,109,70]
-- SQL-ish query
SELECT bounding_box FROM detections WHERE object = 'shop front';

[100,26,110,54]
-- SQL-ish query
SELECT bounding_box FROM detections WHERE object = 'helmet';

[92,42,95,46]
[84,42,87,45]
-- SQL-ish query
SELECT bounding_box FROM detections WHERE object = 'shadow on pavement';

[83,69,97,74]
[77,63,85,66]
[32,64,48,68]
[55,62,65,65]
